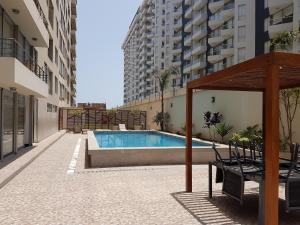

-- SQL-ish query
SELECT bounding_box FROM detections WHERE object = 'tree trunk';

[161,90,164,131]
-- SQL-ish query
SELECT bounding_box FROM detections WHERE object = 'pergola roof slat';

[187,52,300,91]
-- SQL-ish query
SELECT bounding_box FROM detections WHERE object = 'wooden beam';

[186,88,193,192]
[273,52,300,68]
[264,65,280,225]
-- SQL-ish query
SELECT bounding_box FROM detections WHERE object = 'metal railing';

[0,38,48,83]
[33,0,49,28]
[270,5,293,26]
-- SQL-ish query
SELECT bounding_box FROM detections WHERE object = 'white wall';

[122,89,300,144]
[36,99,58,142]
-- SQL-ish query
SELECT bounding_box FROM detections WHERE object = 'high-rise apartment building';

[123,0,299,105]
[122,0,184,104]
[0,0,77,159]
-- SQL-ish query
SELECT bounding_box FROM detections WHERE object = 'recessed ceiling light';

[12,9,20,14]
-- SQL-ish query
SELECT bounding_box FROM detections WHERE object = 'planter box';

[74,125,81,133]
[112,125,119,130]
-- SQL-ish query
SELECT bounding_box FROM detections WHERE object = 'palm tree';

[154,69,171,131]
[169,65,182,90]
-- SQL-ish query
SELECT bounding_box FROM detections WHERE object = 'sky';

[76,0,142,109]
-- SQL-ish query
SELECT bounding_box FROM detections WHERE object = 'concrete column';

[0,88,3,161]
[28,96,34,146]
[13,91,18,154]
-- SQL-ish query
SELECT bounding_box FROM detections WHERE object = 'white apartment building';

[0,0,77,160]
[123,0,185,104]
[124,0,300,105]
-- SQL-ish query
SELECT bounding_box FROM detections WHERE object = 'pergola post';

[264,65,280,225]
[186,88,193,192]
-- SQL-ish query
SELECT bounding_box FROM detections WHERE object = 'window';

[55,76,58,94]
[238,4,246,21]
[55,47,58,65]
[238,47,246,62]
[238,26,246,42]
[48,39,53,61]
[47,103,53,112]
[48,71,53,95]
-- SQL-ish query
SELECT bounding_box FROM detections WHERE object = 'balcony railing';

[222,43,234,49]
[223,3,234,10]
[270,14,293,26]
[209,0,222,3]
[208,48,221,56]
[270,5,293,26]
[0,38,48,83]
[33,0,49,28]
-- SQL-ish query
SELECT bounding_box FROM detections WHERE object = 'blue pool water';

[94,131,210,148]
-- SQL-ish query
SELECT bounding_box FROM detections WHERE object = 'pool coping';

[87,130,227,151]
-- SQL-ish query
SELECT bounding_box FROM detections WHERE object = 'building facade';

[123,0,300,105]
[0,0,77,160]
[122,0,184,104]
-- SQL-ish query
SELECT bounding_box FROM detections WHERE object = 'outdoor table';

[208,161,292,225]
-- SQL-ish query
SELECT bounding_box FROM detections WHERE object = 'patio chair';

[222,145,263,205]
[284,143,300,212]
[119,124,127,131]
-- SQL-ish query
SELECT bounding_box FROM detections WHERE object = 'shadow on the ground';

[172,189,300,225]
[0,146,35,169]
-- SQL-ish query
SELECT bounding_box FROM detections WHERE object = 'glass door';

[2,89,14,156]
[17,95,25,149]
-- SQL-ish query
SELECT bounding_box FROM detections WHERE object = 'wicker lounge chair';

[283,143,300,212]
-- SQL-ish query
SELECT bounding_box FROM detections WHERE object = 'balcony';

[208,33,224,46]
[185,6,193,18]
[184,49,193,60]
[221,24,234,38]
[208,49,224,63]
[0,0,49,47]
[0,38,48,98]
[268,14,293,38]
[71,88,76,97]
[191,59,206,70]
[185,0,192,5]
[183,62,192,73]
[174,7,182,19]
[208,14,224,29]
[173,31,182,42]
[174,20,182,30]
[192,44,207,56]
[173,44,182,54]
[193,13,207,26]
[221,3,234,20]
[193,0,208,10]
[172,59,181,66]
[268,0,293,14]
[184,34,192,46]
[184,20,192,32]
[208,0,224,14]
[192,27,207,41]
[221,43,234,57]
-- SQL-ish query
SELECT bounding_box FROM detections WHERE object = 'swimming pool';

[94,131,210,148]
[87,131,227,168]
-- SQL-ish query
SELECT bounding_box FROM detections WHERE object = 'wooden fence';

[59,108,147,131]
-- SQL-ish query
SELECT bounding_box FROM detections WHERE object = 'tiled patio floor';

[0,133,299,225]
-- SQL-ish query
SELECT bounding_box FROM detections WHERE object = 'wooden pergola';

[185,52,300,225]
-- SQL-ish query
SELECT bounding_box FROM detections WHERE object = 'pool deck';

[0,133,299,224]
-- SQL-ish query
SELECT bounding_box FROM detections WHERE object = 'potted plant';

[215,123,233,143]
[107,109,118,130]
[69,109,84,133]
